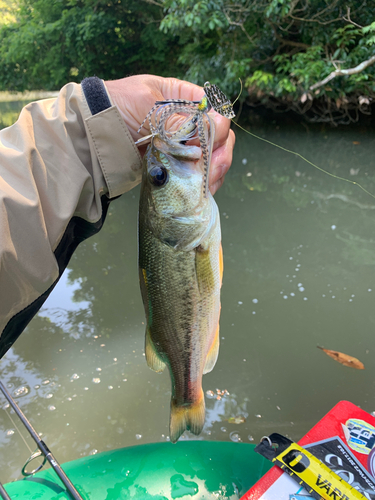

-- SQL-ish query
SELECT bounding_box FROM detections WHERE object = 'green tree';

[0,0,17,25]
[1,0,375,124]
[0,0,182,90]
[161,0,375,124]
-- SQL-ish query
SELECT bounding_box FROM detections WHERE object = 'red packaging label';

[242,401,375,499]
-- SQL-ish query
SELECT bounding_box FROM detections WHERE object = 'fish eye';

[149,166,168,187]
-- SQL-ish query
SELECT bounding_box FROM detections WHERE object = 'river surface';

[1,100,375,483]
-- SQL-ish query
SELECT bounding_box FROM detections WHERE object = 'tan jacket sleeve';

[0,81,142,357]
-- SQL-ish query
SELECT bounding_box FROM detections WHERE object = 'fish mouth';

[151,138,207,184]
[153,136,202,162]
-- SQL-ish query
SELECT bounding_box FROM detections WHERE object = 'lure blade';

[204,82,236,119]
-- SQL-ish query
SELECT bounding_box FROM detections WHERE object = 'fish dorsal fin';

[145,327,166,373]
[203,324,220,374]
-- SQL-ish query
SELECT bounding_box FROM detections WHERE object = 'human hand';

[105,75,235,195]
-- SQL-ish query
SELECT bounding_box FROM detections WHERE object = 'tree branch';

[269,22,309,49]
[140,0,164,7]
[287,0,343,26]
[309,54,375,91]
[223,9,255,44]
[343,7,363,29]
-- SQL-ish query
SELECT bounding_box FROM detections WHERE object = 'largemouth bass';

[138,107,222,443]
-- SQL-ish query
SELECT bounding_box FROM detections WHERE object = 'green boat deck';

[4,441,272,499]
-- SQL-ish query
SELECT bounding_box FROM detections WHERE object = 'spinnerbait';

[135,82,235,197]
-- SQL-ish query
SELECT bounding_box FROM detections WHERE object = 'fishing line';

[231,120,375,200]
[4,405,33,455]
[0,381,83,499]
[228,78,375,200]
[232,79,243,107]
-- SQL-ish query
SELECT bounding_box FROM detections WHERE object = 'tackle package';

[254,434,366,500]
[242,401,375,500]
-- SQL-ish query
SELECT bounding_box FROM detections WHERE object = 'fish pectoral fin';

[203,324,220,374]
[170,392,205,443]
[195,245,215,295]
[145,327,166,373]
[219,242,223,287]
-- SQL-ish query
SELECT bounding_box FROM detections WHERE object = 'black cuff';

[81,77,112,115]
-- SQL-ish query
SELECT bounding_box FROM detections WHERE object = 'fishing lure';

[136,82,235,197]
[136,82,235,138]
[136,79,375,200]
[203,82,235,119]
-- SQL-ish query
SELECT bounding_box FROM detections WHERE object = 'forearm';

[0,78,142,357]
[0,73,235,359]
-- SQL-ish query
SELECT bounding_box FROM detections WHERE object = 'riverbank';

[0,90,58,102]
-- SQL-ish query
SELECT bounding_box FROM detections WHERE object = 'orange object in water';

[317,346,365,369]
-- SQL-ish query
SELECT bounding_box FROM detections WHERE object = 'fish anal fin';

[145,327,166,373]
[203,324,220,374]
[170,392,205,444]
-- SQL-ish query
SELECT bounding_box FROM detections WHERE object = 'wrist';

[81,77,112,115]
[104,79,142,144]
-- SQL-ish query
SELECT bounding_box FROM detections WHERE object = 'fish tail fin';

[170,392,205,443]
[169,402,186,444]
[186,392,205,436]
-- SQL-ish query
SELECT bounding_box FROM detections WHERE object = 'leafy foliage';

[0,0,375,122]
[161,0,375,123]
[0,0,181,90]
[0,0,17,25]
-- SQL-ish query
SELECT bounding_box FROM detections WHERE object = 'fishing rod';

[0,481,11,500]
[0,381,83,500]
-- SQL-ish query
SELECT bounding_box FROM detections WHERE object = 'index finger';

[161,77,205,102]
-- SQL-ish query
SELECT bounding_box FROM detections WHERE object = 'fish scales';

[139,217,221,396]
[139,233,207,396]
[138,116,222,443]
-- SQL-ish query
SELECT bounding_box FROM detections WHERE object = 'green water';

[1,102,375,483]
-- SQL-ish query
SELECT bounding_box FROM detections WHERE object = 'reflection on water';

[1,109,375,482]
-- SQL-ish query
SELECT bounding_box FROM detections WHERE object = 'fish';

[138,104,222,443]
[317,346,365,369]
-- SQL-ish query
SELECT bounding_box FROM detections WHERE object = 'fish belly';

[139,224,221,442]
